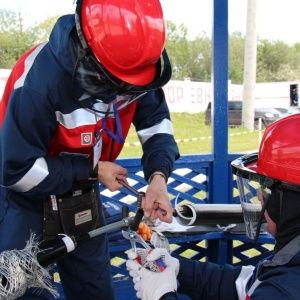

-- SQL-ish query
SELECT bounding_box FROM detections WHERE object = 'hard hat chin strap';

[75,5,89,52]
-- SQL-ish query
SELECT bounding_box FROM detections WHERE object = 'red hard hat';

[248,114,300,185]
[80,0,167,86]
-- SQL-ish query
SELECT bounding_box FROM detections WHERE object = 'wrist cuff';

[159,291,180,300]
[88,165,98,181]
[148,172,167,184]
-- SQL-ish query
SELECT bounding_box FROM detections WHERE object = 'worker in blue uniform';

[127,114,300,300]
[0,0,179,299]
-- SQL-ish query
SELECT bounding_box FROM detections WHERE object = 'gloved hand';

[128,248,180,275]
[126,248,179,300]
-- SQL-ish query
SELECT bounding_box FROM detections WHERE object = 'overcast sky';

[1,0,300,45]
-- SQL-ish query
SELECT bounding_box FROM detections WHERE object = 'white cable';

[174,194,196,226]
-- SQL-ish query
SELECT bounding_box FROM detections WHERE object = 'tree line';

[1,8,300,84]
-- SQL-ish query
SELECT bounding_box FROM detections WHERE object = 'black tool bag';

[43,195,63,240]
[43,186,103,240]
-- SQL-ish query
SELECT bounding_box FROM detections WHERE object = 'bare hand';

[142,174,173,223]
[97,161,127,191]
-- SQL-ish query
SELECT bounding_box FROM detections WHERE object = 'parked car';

[273,106,300,118]
[205,101,282,129]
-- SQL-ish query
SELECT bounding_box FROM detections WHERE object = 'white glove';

[127,248,180,275]
[126,248,179,300]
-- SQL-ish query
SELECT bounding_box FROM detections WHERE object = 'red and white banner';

[0,69,294,112]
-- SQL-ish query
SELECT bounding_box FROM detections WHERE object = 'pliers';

[118,180,148,251]
[122,230,151,252]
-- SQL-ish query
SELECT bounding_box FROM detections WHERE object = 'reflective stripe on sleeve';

[235,265,255,300]
[137,118,174,145]
[6,157,49,192]
[14,42,47,89]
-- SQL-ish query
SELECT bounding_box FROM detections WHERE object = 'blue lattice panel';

[100,155,213,215]
[224,233,275,266]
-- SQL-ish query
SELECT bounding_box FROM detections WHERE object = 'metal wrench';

[118,180,167,216]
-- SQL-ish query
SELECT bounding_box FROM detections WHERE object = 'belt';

[57,185,94,199]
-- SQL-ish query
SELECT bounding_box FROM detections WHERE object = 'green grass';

[119,112,261,158]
